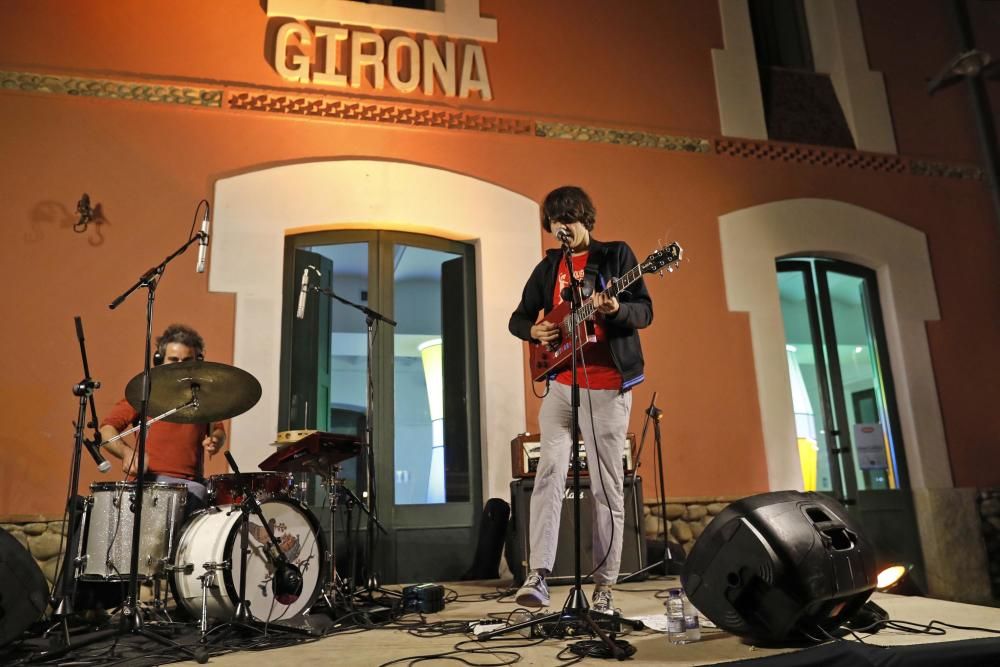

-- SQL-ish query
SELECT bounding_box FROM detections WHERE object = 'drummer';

[99,324,226,515]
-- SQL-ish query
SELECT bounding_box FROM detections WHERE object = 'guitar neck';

[575,264,643,322]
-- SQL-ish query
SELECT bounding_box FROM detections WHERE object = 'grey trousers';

[528,382,632,585]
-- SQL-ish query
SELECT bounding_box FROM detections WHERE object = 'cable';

[563,637,637,660]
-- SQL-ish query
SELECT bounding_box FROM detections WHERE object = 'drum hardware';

[316,466,365,615]
[197,561,230,636]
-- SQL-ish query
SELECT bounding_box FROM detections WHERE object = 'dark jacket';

[508,238,653,390]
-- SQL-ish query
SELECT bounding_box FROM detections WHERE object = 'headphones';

[153,326,205,366]
[153,346,205,366]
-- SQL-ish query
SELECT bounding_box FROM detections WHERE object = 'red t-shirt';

[101,399,224,481]
[552,252,622,390]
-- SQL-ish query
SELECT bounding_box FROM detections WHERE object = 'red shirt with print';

[551,252,622,390]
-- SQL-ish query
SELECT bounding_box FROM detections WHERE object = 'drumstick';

[99,400,197,448]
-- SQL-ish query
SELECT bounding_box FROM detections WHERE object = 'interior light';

[419,338,445,503]
[785,344,797,352]
[854,346,864,354]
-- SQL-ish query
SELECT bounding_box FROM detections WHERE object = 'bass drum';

[172,499,325,622]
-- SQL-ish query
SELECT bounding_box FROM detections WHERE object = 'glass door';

[280,231,481,585]
[777,259,906,501]
[777,257,924,585]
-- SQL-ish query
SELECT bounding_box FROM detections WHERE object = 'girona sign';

[266,0,496,101]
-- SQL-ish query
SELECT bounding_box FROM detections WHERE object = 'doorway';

[279,230,482,585]
[777,257,925,585]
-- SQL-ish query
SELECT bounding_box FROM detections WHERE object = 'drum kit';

[68,359,362,636]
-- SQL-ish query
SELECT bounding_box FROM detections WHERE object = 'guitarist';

[508,185,653,614]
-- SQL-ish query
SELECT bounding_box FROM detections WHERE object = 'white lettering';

[458,43,491,101]
[422,39,456,97]
[313,25,348,87]
[275,23,311,83]
[272,22,492,101]
[387,35,420,93]
[351,30,385,90]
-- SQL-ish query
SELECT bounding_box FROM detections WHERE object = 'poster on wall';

[854,423,888,470]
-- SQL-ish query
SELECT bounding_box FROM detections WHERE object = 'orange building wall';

[1,1,998,517]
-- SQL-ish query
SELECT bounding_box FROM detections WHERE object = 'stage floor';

[170,577,1000,667]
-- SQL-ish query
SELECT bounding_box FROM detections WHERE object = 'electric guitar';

[528,243,682,382]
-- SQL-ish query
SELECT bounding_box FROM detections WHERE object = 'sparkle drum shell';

[172,499,325,622]
[78,482,187,580]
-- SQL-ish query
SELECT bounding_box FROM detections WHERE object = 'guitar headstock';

[641,242,683,275]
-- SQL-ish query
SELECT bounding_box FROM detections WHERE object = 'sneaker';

[591,588,614,614]
[515,571,550,608]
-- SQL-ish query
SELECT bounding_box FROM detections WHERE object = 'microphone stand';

[481,237,641,654]
[306,285,392,600]
[103,231,205,660]
[48,317,106,646]
[618,393,679,582]
[203,452,315,639]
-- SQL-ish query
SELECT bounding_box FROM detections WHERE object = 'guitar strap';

[583,245,606,297]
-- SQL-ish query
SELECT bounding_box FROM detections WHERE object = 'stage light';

[876,563,922,596]
[681,491,877,643]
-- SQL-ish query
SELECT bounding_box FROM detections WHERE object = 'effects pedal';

[402,583,445,613]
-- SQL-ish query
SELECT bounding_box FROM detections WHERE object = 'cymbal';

[125,360,262,424]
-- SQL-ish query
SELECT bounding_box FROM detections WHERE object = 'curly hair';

[155,323,205,358]
[540,186,596,232]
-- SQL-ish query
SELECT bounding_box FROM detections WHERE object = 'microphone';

[296,267,310,319]
[195,208,210,273]
[556,228,572,245]
[85,436,111,473]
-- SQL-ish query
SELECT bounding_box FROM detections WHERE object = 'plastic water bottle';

[682,591,701,642]
[665,588,685,644]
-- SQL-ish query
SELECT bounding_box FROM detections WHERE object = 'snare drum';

[172,499,325,622]
[206,472,295,505]
[78,482,187,580]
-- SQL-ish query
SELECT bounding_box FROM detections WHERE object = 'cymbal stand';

[306,284,397,598]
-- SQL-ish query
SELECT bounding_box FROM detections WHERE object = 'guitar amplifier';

[510,432,636,479]
[505,476,647,585]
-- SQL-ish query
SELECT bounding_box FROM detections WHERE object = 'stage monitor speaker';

[506,476,646,585]
[0,527,49,648]
[681,490,877,642]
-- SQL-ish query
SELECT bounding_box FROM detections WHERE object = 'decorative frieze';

[0,69,983,180]
[716,138,909,174]
[910,159,983,181]
[536,121,710,154]
[0,70,222,108]
[226,90,532,135]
